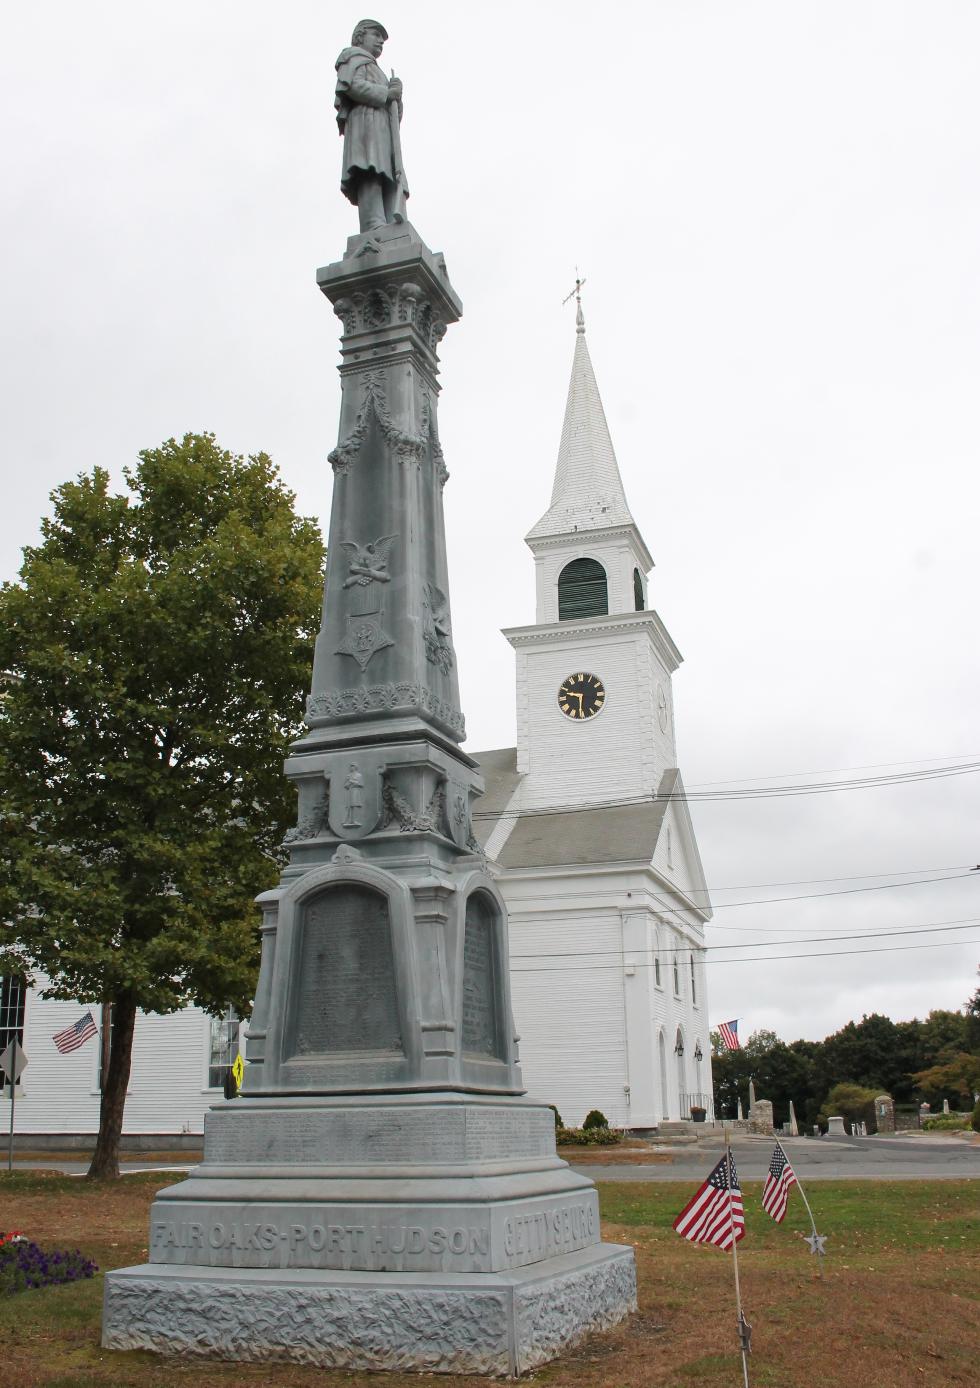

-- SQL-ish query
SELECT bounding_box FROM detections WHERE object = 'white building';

[468,294,713,1129]
[1,299,712,1141]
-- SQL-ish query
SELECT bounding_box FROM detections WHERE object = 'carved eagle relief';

[340,534,397,588]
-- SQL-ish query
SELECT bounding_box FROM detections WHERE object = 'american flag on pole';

[762,1142,798,1223]
[52,1011,98,1055]
[717,1019,740,1050]
[673,1150,745,1249]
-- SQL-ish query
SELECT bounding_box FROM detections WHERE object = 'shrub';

[547,1105,563,1130]
[556,1125,623,1147]
[972,1099,980,1134]
[0,1237,97,1295]
[922,1114,969,1132]
[582,1109,609,1131]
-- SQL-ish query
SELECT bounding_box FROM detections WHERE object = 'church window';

[208,1009,241,1089]
[557,558,608,621]
[690,956,697,1006]
[633,567,644,611]
[673,956,681,996]
[0,975,25,1094]
[653,933,662,988]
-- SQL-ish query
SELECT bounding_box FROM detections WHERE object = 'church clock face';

[557,672,606,720]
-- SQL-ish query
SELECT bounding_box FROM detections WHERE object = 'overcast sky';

[2,2,978,1044]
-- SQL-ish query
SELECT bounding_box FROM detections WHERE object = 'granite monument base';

[103,1244,636,1376]
[102,1092,636,1373]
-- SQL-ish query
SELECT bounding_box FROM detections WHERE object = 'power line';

[669,761,980,802]
[510,917,980,959]
[685,751,980,789]
[510,935,980,972]
[705,871,979,910]
[496,870,979,911]
[471,760,980,820]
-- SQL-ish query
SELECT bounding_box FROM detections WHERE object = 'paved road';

[573,1133,980,1181]
[7,1134,978,1180]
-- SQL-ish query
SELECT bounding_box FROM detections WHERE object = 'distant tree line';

[711,982,980,1129]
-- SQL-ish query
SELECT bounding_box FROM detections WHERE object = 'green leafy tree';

[911,1052,980,1109]
[0,435,324,1178]
[819,1082,879,1131]
[966,976,980,1052]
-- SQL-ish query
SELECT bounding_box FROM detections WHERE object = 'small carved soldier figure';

[343,763,366,827]
[335,19,408,232]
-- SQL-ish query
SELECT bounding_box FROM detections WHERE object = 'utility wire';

[685,751,980,789]
[704,871,979,910]
[510,917,980,959]
[496,870,979,910]
[510,935,980,972]
[471,760,980,820]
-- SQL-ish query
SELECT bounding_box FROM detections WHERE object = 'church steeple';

[524,288,653,625]
[527,289,638,541]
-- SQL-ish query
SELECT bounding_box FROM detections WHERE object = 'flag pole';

[790,1157,825,1279]
[6,1034,17,1173]
[725,1130,750,1388]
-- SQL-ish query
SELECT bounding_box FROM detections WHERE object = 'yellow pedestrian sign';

[231,1053,245,1089]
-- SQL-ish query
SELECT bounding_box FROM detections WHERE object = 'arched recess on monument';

[657,1030,670,1121]
[265,862,423,1093]
[286,882,404,1060]
[557,557,608,621]
[675,1025,686,1118]
[633,567,645,611]
[460,890,507,1065]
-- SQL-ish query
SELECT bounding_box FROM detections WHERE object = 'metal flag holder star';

[795,1173,827,1276]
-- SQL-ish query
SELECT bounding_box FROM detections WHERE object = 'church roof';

[526,303,638,542]
[471,747,675,870]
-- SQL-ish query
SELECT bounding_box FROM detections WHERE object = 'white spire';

[526,300,636,541]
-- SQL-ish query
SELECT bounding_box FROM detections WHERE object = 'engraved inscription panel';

[461,895,500,1058]
[291,885,402,1056]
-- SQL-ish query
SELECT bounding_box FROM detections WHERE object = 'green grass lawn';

[0,1172,977,1386]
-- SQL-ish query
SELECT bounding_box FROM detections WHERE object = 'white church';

[1,300,713,1141]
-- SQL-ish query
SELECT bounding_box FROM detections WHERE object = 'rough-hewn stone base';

[102,1243,636,1376]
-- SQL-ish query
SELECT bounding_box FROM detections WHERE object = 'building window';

[208,1010,240,1089]
[633,567,644,611]
[654,949,662,988]
[0,975,26,1094]
[557,558,608,621]
[673,956,681,996]
[690,956,697,1006]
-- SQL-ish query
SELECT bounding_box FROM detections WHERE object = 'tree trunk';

[86,994,137,1180]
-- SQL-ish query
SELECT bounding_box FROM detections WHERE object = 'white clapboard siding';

[6,977,233,1136]
[509,911,628,1128]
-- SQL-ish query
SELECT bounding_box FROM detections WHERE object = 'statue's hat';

[353,18,388,41]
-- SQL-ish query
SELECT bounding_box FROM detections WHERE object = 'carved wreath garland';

[329,372,443,477]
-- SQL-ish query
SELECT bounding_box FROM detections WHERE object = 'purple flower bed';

[0,1237,97,1295]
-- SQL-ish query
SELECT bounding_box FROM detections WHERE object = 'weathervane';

[562,269,587,332]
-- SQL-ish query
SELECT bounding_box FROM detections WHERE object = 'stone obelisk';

[101,21,635,1374]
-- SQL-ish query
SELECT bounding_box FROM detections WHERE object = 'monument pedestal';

[102,219,635,1370]
[102,1092,636,1373]
[103,1247,636,1376]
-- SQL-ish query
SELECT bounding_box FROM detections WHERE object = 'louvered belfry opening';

[557,557,608,621]
[633,567,644,611]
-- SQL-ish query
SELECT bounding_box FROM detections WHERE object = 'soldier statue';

[335,19,409,232]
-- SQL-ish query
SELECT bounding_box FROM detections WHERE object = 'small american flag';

[673,1150,745,1249]
[762,1142,798,1222]
[717,1019,740,1050]
[52,1011,98,1055]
